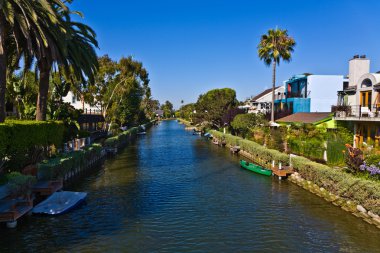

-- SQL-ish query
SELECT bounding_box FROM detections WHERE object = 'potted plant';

[332,105,351,117]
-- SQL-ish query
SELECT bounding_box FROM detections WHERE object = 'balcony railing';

[333,104,380,119]
[83,108,102,115]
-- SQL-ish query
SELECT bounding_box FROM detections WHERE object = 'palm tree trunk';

[0,23,6,123]
[36,61,51,121]
[271,61,276,122]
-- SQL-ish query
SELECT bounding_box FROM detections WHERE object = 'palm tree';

[34,6,98,121]
[0,0,65,122]
[258,28,295,122]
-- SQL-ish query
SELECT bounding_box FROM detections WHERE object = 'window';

[361,78,372,88]
[72,95,76,103]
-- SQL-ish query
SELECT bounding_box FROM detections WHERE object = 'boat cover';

[33,191,87,215]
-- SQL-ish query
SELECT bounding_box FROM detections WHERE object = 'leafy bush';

[292,155,380,215]
[104,127,139,148]
[365,154,380,166]
[6,172,36,198]
[0,120,65,171]
[231,113,266,137]
[266,127,286,152]
[37,143,102,180]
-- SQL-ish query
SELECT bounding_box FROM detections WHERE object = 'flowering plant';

[359,162,380,176]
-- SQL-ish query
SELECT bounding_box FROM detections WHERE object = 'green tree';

[161,100,174,118]
[177,103,195,121]
[258,28,296,122]
[6,71,38,119]
[98,56,151,129]
[0,0,67,122]
[231,113,266,137]
[35,5,98,121]
[194,88,237,128]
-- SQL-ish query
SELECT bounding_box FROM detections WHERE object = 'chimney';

[349,55,370,87]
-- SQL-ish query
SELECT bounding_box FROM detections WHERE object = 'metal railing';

[333,104,380,119]
[286,92,305,98]
[83,108,102,115]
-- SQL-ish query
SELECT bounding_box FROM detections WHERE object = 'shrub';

[37,143,102,181]
[104,127,139,148]
[267,127,286,152]
[0,120,65,171]
[209,130,224,141]
[6,172,36,198]
[292,155,380,215]
[344,144,364,174]
[365,154,380,166]
[209,130,289,165]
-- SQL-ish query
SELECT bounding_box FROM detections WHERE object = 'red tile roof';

[276,112,332,124]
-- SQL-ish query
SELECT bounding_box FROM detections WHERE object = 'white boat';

[32,191,87,215]
[137,132,146,135]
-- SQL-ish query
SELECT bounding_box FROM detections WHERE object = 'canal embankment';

[0,121,155,228]
[209,129,380,229]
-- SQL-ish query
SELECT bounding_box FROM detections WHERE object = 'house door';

[360,91,372,107]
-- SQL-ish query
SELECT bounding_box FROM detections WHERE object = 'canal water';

[0,120,379,252]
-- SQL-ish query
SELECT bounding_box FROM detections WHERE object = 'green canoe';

[240,160,272,176]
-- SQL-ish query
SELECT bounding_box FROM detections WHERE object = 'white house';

[62,91,101,114]
[242,86,285,114]
[334,55,380,148]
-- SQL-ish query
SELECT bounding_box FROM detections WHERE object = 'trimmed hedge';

[104,127,139,148]
[292,155,380,215]
[0,120,65,171]
[211,129,380,215]
[37,143,102,180]
[209,130,289,165]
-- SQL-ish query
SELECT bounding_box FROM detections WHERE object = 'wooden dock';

[0,198,33,224]
[271,166,294,179]
[33,179,63,196]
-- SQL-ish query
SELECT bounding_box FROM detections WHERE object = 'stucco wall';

[308,75,343,112]
[62,91,99,111]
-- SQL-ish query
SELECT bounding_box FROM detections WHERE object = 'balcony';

[333,105,380,121]
[83,108,102,115]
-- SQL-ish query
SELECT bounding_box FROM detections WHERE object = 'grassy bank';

[209,130,380,216]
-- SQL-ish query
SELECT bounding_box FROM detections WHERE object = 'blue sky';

[71,0,380,108]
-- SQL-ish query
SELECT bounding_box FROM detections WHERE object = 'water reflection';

[0,120,378,252]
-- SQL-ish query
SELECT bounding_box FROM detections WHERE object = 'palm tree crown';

[258,28,295,66]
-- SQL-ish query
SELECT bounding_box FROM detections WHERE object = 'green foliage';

[176,103,195,121]
[99,56,152,127]
[287,124,326,161]
[344,144,364,174]
[6,172,36,198]
[266,127,286,151]
[37,143,102,181]
[161,100,174,118]
[231,113,267,137]
[209,130,289,165]
[326,127,353,166]
[292,155,380,215]
[0,120,65,171]
[194,88,238,128]
[6,71,38,120]
[365,154,380,166]
[104,127,139,148]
